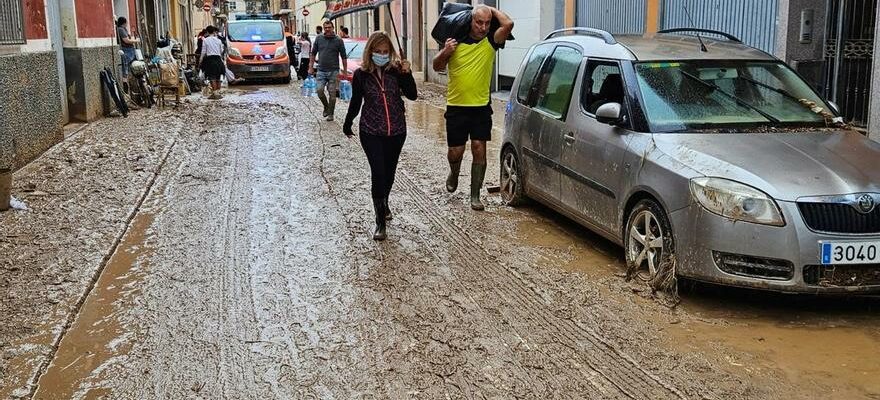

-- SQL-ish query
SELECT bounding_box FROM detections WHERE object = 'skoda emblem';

[857,194,875,214]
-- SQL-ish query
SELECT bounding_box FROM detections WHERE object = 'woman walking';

[296,32,312,81]
[343,31,417,240]
[199,25,225,99]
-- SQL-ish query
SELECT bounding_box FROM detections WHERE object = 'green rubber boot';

[470,163,487,211]
[446,161,461,193]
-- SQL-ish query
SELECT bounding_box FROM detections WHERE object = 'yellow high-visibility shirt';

[447,36,497,106]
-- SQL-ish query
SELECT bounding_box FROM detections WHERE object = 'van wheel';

[624,199,675,283]
[500,147,526,206]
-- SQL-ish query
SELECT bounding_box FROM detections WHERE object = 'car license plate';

[250,66,270,72]
[820,241,880,265]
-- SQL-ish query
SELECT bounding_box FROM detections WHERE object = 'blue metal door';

[661,0,779,54]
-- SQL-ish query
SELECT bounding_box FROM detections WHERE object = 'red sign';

[302,8,310,16]
[203,1,211,12]
[324,0,391,20]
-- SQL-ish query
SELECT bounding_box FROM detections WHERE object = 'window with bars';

[0,0,26,45]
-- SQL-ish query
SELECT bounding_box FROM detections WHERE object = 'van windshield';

[228,21,283,42]
[634,60,831,132]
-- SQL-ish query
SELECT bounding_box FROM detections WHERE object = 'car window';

[228,21,284,42]
[582,61,625,115]
[344,41,364,59]
[533,46,582,119]
[516,45,554,106]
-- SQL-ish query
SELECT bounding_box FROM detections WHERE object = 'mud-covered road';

[2,82,879,399]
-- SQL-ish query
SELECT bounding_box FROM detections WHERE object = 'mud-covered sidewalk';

[2,83,879,399]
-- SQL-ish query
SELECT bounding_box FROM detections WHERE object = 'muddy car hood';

[652,131,880,201]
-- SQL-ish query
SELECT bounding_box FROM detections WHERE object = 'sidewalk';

[0,106,194,398]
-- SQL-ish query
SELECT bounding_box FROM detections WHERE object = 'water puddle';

[514,210,623,277]
[33,212,155,399]
[669,288,880,399]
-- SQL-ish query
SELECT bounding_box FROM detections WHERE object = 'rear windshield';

[634,60,831,132]
[228,21,283,42]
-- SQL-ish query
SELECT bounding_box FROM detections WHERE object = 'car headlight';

[689,177,785,226]
[228,47,242,59]
[275,46,287,58]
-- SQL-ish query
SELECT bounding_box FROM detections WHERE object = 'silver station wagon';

[500,27,880,293]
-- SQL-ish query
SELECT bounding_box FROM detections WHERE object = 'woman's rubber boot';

[470,163,487,211]
[383,197,393,221]
[372,197,387,241]
[446,161,461,193]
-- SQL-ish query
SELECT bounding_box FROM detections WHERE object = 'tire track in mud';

[307,95,680,398]
[392,171,687,400]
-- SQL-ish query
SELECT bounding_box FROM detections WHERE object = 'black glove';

[343,122,354,137]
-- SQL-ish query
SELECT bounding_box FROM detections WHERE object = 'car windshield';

[634,60,831,132]
[345,41,364,59]
[227,21,283,42]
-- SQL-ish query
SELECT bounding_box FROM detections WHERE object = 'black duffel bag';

[430,2,514,45]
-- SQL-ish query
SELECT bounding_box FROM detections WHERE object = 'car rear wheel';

[500,147,526,206]
[625,199,675,282]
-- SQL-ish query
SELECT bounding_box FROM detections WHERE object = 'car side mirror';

[596,102,623,125]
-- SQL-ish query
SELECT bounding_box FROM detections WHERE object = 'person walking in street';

[296,32,311,80]
[309,20,349,121]
[285,26,298,72]
[116,17,140,83]
[340,27,350,39]
[199,25,226,100]
[315,25,324,36]
[343,31,417,241]
[432,5,513,210]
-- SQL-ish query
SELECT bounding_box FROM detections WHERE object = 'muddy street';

[1,83,879,399]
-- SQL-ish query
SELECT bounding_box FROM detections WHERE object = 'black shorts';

[444,104,493,147]
[201,55,224,81]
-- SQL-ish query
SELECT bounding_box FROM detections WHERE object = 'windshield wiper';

[347,44,359,58]
[679,70,781,123]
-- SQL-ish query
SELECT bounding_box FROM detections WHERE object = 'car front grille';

[803,264,880,287]
[797,202,880,234]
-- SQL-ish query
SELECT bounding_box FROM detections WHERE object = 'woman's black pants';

[360,133,406,199]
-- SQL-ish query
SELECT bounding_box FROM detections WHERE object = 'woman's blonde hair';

[361,31,399,73]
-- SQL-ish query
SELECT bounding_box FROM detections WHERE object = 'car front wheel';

[500,147,526,206]
[624,199,675,283]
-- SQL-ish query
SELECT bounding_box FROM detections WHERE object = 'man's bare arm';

[432,38,458,72]
[491,7,514,46]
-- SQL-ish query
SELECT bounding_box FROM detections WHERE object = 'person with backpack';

[343,31,417,240]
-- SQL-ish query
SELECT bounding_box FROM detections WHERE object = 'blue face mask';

[372,53,390,67]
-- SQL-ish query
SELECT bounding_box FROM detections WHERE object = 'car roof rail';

[657,28,742,43]
[544,28,617,45]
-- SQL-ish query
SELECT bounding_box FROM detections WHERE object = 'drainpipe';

[402,0,408,57]
[0,168,11,212]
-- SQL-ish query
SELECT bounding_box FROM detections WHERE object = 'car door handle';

[563,132,575,145]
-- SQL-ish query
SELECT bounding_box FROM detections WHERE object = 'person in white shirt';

[297,32,311,80]
[198,25,225,99]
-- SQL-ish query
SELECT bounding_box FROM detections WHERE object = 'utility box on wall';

[799,8,814,43]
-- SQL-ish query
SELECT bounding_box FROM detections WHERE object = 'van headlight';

[689,177,785,226]
[228,47,242,59]
[275,46,287,58]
